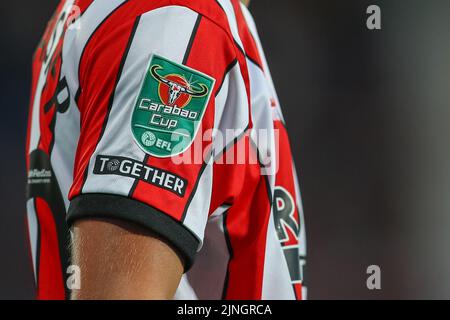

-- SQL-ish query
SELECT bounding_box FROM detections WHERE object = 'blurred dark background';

[2,0,450,299]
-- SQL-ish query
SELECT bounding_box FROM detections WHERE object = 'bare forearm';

[70,218,183,300]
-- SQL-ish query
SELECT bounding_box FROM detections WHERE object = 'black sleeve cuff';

[67,194,199,271]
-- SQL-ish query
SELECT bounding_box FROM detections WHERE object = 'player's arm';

[70,219,182,300]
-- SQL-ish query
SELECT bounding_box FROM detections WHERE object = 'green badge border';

[130,53,216,158]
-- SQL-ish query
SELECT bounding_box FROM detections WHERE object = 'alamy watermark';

[66,265,81,290]
[366,265,381,290]
[366,5,381,30]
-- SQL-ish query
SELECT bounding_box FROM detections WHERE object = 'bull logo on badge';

[131,54,215,158]
[150,65,209,107]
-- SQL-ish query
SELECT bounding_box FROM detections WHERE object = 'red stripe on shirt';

[220,137,271,299]
[274,120,303,300]
[35,198,65,300]
[231,0,264,70]
[69,8,139,197]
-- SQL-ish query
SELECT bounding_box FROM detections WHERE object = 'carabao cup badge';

[131,54,215,157]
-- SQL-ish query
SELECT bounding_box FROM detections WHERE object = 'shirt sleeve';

[66,5,237,270]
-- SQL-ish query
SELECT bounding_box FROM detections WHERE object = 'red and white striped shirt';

[26,0,306,300]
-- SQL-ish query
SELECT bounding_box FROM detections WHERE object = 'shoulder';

[78,0,238,50]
